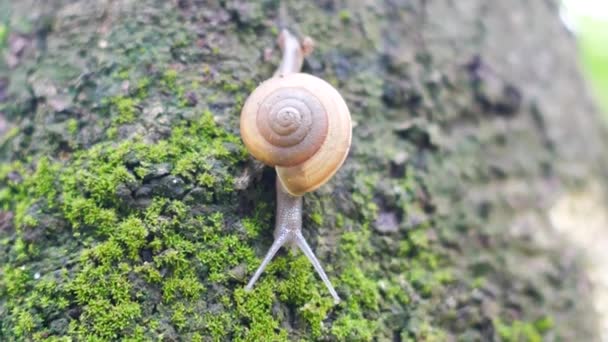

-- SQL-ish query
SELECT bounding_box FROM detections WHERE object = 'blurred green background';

[565,0,608,117]
[579,20,608,116]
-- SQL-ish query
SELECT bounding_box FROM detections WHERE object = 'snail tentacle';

[245,231,288,291]
[294,232,341,303]
[275,29,307,76]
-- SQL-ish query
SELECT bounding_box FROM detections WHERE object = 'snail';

[240,29,351,303]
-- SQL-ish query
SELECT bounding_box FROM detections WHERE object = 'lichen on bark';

[1,0,607,341]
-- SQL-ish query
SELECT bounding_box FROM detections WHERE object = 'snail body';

[241,30,351,303]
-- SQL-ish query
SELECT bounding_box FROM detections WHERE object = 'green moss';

[71,299,141,339]
[191,332,203,342]
[162,273,204,302]
[114,217,148,260]
[203,313,232,340]
[274,255,318,304]
[31,157,59,202]
[299,294,334,338]
[162,69,178,90]
[222,80,240,93]
[134,263,163,284]
[1,157,60,230]
[340,266,379,311]
[241,217,261,239]
[401,321,447,342]
[1,266,30,297]
[62,196,118,232]
[197,172,215,187]
[170,303,188,330]
[111,96,137,124]
[116,69,131,81]
[494,318,548,342]
[533,316,554,334]
[135,78,150,100]
[338,10,352,23]
[0,104,256,339]
[161,69,188,106]
[310,212,323,226]
[13,308,36,337]
[233,285,289,341]
[21,215,38,227]
[67,258,142,339]
[173,151,203,180]
[67,118,78,135]
[0,24,7,49]
[106,126,118,139]
[196,217,256,283]
[331,314,376,341]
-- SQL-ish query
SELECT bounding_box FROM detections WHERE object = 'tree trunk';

[1,0,607,341]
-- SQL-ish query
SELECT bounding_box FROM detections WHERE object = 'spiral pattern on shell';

[241,73,352,196]
[254,87,328,166]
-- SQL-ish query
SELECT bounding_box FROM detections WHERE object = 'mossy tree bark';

[1,0,607,341]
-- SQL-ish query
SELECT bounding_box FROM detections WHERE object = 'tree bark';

[1,0,607,341]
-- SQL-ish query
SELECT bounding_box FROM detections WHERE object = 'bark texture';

[1,0,607,341]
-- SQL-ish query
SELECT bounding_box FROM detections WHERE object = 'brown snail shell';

[240,73,352,196]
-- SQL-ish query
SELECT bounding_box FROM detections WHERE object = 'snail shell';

[240,73,352,196]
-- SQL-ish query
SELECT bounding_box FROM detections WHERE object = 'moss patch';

[0,100,450,340]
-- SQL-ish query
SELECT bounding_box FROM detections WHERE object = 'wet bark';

[1,0,607,340]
